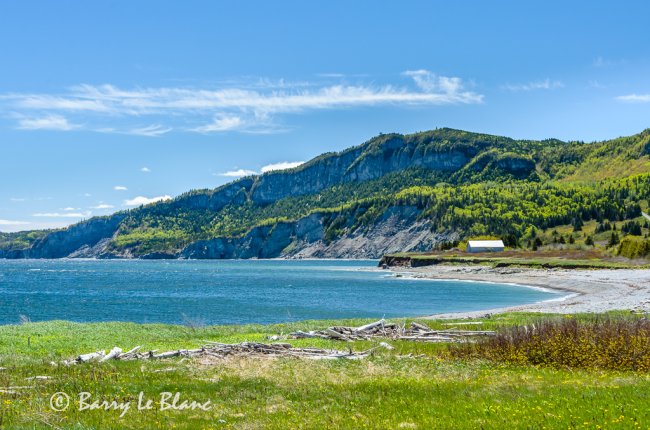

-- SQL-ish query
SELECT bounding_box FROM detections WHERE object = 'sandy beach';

[392,265,650,318]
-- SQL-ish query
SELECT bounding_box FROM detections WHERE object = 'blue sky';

[1,1,650,232]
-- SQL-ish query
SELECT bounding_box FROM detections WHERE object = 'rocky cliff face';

[289,206,455,259]
[249,135,472,204]
[26,215,125,258]
[180,205,453,259]
[180,214,324,259]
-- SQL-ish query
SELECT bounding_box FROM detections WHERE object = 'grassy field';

[1,313,649,429]
[382,248,650,270]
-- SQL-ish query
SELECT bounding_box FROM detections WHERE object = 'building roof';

[467,240,504,248]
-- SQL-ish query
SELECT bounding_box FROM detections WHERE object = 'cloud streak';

[616,94,650,103]
[218,161,305,177]
[33,211,91,218]
[261,161,305,173]
[128,124,172,137]
[0,219,29,225]
[2,71,483,135]
[193,115,244,133]
[123,195,171,206]
[502,79,564,92]
[0,219,30,232]
[17,114,78,131]
[218,169,258,177]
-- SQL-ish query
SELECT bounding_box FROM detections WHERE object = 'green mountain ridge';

[2,127,650,259]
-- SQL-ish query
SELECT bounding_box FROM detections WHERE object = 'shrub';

[451,317,650,371]
[618,237,650,259]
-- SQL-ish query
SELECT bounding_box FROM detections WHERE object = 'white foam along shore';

[390,265,650,319]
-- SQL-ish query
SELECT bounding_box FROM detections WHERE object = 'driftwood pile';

[289,319,495,343]
[63,342,382,365]
[61,320,494,365]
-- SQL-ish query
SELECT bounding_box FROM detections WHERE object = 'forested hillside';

[2,127,650,259]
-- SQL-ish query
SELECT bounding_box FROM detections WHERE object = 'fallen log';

[78,351,105,362]
[355,319,385,332]
[323,328,350,340]
[99,347,123,362]
[410,321,431,332]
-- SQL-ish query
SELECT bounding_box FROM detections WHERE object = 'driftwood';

[289,320,495,343]
[100,347,123,362]
[62,341,388,365]
[355,319,386,332]
[78,351,106,362]
[61,320,494,365]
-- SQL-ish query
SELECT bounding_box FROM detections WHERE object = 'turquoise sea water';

[0,259,561,325]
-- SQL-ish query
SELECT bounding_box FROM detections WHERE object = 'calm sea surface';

[0,259,561,325]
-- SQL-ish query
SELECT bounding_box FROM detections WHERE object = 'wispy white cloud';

[123,195,171,206]
[10,197,26,202]
[33,211,91,218]
[218,161,305,178]
[114,186,128,191]
[193,115,244,133]
[128,124,172,137]
[616,94,650,103]
[2,72,483,135]
[61,207,80,211]
[0,219,29,225]
[16,114,78,131]
[0,219,32,233]
[13,94,111,112]
[218,169,258,177]
[402,70,465,95]
[260,161,305,173]
[140,167,151,173]
[501,79,564,92]
[316,73,346,78]
[0,219,31,232]
[0,220,76,232]
[593,56,625,68]
[90,203,114,209]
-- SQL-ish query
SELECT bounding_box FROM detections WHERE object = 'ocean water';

[0,259,562,325]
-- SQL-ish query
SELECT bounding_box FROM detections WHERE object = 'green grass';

[1,314,650,429]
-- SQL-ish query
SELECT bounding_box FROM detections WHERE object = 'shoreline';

[390,265,650,319]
